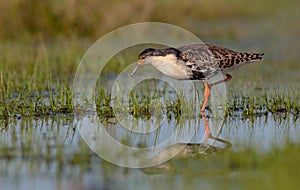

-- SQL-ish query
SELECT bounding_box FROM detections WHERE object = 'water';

[0,108,299,189]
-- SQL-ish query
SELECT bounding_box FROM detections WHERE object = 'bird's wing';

[178,44,264,73]
[206,44,264,71]
[177,44,221,79]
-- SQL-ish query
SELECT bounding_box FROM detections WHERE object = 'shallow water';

[0,107,299,189]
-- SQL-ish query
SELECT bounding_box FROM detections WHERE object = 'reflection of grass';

[0,116,94,176]
[157,142,300,189]
[219,143,300,189]
[1,116,300,189]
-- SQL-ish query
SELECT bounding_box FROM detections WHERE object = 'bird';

[130,44,264,112]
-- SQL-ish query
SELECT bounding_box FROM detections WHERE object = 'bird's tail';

[220,52,264,71]
[239,52,264,62]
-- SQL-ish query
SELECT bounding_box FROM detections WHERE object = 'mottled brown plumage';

[177,44,264,80]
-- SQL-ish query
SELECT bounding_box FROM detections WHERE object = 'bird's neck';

[148,55,189,80]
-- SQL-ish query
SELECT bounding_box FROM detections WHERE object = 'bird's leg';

[208,134,232,150]
[201,73,231,112]
[201,112,211,143]
[202,112,231,149]
[201,81,210,112]
[209,73,232,88]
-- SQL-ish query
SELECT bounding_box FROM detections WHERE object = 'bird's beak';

[130,60,143,76]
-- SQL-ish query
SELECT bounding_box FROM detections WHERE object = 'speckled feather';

[177,44,264,80]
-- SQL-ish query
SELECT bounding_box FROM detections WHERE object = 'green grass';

[0,40,299,119]
[224,88,300,118]
[0,40,85,118]
[95,87,300,121]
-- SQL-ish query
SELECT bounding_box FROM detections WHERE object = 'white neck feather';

[147,54,189,80]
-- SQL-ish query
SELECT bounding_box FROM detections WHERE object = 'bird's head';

[130,47,181,76]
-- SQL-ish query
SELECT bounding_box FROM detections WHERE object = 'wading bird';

[130,44,263,112]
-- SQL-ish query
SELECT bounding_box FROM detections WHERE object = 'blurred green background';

[0,0,298,41]
[1,0,299,85]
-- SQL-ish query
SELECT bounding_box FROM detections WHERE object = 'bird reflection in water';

[141,113,231,175]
